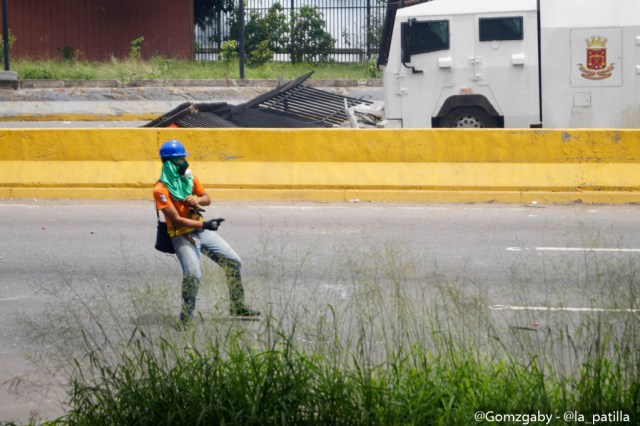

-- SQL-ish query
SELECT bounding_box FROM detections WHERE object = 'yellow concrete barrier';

[1,128,640,203]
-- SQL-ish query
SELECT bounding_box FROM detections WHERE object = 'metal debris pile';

[143,72,382,129]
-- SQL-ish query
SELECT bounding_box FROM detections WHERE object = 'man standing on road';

[153,139,260,328]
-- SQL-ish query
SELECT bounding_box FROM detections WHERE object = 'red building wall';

[1,0,194,60]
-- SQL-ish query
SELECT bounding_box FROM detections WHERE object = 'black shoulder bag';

[155,207,176,254]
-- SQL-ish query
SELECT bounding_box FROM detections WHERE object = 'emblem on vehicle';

[577,36,614,80]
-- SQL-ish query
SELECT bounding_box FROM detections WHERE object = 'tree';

[228,2,334,66]
[289,6,334,64]
[242,2,288,66]
[245,3,288,55]
[194,0,234,29]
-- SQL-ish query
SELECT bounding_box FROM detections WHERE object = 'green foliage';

[289,5,335,64]
[194,0,234,29]
[0,30,16,62]
[14,238,640,424]
[59,318,640,425]
[220,39,238,64]
[60,45,74,61]
[129,36,144,60]
[67,67,97,80]
[232,3,334,65]
[366,5,385,53]
[367,55,381,78]
[246,40,274,68]
[20,65,54,80]
[11,57,380,81]
[244,3,288,57]
[59,46,85,62]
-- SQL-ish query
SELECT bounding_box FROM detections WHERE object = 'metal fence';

[195,0,387,63]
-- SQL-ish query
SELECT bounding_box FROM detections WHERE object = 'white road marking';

[537,247,640,253]
[507,247,640,253]
[247,205,448,211]
[0,296,29,303]
[0,204,41,209]
[490,305,640,313]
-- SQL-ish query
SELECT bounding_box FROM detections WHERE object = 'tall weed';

[9,235,640,425]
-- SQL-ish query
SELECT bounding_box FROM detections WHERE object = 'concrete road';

[1,200,639,422]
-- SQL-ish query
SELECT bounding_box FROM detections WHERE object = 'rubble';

[142,72,382,129]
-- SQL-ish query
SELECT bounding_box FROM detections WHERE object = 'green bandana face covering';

[159,160,194,201]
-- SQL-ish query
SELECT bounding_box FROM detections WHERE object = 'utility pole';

[290,0,295,62]
[0,0,17,89]
[2,0,9,70]
[366,0,371,60]
[238,1,245,80]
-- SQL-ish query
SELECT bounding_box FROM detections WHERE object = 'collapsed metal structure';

[143,72,380,129]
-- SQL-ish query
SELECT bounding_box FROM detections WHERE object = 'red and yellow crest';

[578,36,614,80]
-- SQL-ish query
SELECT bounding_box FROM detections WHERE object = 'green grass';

[54,309,640,425]
[11,56,380,82]
[7,239,640,425]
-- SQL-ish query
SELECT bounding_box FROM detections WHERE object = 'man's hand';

[184,195,205,212]
[202,218,225,231]
[183,195,198,206]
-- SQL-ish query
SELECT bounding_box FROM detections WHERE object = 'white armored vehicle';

[378,0,640,128]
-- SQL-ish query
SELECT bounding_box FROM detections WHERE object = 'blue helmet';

[159,140,188,159]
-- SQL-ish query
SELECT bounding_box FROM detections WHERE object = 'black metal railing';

[195,0,387,63]
[143,72,375,128]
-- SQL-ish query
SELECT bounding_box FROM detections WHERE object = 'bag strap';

[154,181,178,237]
[154,181,161,222]
[154,180,165,224]
[155,203,178,237]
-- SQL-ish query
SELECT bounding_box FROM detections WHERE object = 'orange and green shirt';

[153,176,205,237]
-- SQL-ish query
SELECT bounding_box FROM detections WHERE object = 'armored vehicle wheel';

[441,107,497,128]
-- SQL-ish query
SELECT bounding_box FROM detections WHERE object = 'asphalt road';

[1,200,639,422]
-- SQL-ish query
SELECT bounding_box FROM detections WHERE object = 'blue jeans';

[171,229,245,320]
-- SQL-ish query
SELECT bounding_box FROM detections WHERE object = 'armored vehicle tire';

[441,107,497,128]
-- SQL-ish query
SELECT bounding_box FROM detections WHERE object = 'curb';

[0,113,159,122]
[14,78,383,90]
[0,79,383,122]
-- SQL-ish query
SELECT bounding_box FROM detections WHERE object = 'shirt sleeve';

[192,176,206,197]
[153,182,172,210]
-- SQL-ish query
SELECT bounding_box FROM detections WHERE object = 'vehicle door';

[398,15,475,128]
[472,11,540,127]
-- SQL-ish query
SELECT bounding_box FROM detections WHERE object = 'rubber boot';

[178,275,200,328]
[221,259,260,317]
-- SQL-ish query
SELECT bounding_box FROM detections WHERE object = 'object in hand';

[203,218,225,231]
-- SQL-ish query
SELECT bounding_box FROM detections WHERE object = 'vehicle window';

[409,20,450,54]
[479,17,523,41]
